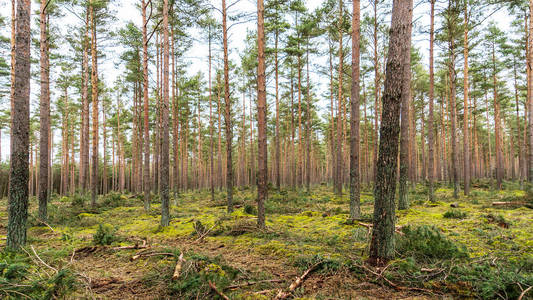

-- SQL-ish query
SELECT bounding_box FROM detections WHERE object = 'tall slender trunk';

[428,0,435,201]
[463,1,470,195]
[306,41,311,191]
[209,25,215,200]
[257,0,267,228]
[38,0,50,220]
[335,0,343,195]
[398,6,413,209]
[222,0,233,212]
[90,2,99,206]
[160,0,170,226]
[350,0,361,219]
[142,0,151,210]
[528,0,533,183]
[275,24,281,190]
[492,43,503,189]
[369,0,413,266]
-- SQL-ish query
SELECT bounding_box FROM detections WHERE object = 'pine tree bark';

[463,1,470,195]
[369,0,412,266]
[38,0,50,221]
[335,0,343,195]
[257,0,267,228]
[90,1,99,206]
[398,2,413,210]
[142,0,151,210]
[8,0,31,250]
[160,0,170,226]
[427,0,435,202]
[528,0,533,184]
[222,0,233,212]
[349,0,361,219]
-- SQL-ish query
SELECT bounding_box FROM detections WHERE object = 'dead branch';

[208,280,230,300]
[225,279,283,290]
[172,253,185,280]
[112,240,148,250]
[130,252,175,261]
[194,223,217,243]
[518,286,532,300]
[356,262,434,294]
[274,263,321,300]
[31,246,58,273]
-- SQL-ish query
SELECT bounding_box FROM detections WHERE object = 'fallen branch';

[208,280,230,300]
[171,253,185,280]
[356,262,434,294]
[112,240,148,250]
[274,263,321,300]
[357,222,405,236]
[36,218,56,233]
[130,252,175,261]
[194,223,217,243]
[225,279,283,290]
[31,246,58,273]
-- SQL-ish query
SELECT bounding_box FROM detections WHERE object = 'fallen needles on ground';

[208,280,230,300]
[274,262,322,300]
[225,279,283,290]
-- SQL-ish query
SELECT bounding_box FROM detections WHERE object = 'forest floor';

[0,181,532,299]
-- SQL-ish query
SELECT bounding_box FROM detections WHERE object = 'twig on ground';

[355,262,434,294]
[274,262,321,300]
[31,246,58,273]
[130,252,175,261]
[208,280,230,300]
[194,223,217,243]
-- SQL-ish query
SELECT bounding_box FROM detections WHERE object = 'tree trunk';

[335,0,343,195]
[257,0,267,228]
[463,1,470,195]
[38,0,50,220]
[222,0,233,212]
[90,1,99,206]
[142,0,151,210]
[369,0,412,266]
[398,10,413,210]
[350,0,361,219]
[428,0,435,201]
[8,0,31,250]
[160,0,170,226]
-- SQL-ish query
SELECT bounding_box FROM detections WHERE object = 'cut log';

[274,263,320,300]
[171,253,185,280]
[208,280,230,300]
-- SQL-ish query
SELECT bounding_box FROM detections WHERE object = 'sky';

[0,0,515,162]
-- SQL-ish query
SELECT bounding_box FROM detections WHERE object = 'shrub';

[93,223,117,245]
[396,225,468,260]
[443,209,468,219]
